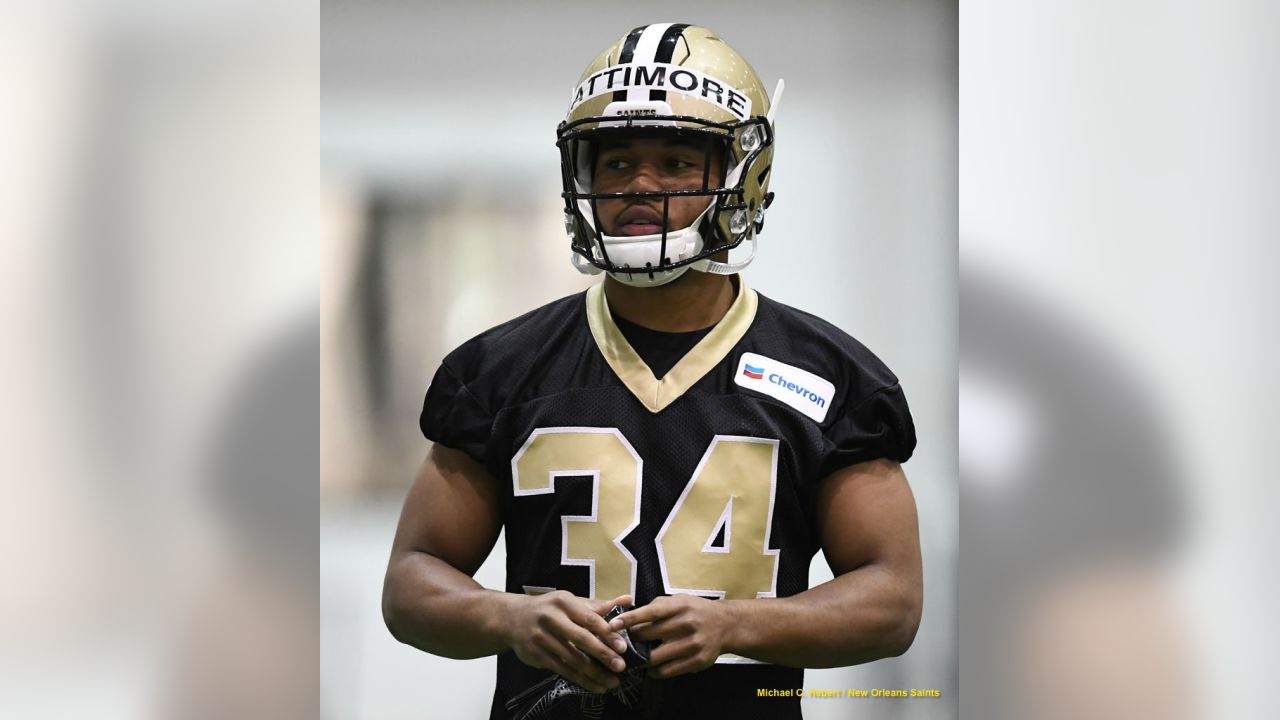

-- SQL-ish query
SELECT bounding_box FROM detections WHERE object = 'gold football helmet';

[557,23,783,287]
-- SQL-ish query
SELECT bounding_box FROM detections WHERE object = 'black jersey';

[420,279,915,720]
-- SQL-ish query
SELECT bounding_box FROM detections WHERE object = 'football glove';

[504,604,651,720]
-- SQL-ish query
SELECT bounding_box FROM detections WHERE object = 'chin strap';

[696,183,774,276]
[696,233,757,276]
[570,251,603,276]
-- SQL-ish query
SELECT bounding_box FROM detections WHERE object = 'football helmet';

[557,23,784,287]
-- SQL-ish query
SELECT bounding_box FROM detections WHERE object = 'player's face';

[593,135,723,237]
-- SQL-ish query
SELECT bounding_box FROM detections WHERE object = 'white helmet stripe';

[625,23,674,103]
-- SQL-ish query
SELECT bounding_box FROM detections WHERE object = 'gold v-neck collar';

[586,279,759,414]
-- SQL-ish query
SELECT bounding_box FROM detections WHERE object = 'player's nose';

[621,162,664,193]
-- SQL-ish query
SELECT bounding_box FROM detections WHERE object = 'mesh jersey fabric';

[420,281,916,720]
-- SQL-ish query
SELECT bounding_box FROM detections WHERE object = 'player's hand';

[504,591,633,693]
[607,594,733,679]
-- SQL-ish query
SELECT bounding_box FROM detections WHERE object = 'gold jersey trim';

[585,279,758,413]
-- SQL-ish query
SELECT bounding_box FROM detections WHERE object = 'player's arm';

[727,458,923,666]
[382,443,630,692]
[610,458,922,675]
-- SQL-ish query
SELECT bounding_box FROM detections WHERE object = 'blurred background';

[0,2,318,719]
[961,1,1280,718]
[321,1,956,719]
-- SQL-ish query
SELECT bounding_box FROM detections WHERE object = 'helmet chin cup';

[608,265,692,288]
[587,225,704,287]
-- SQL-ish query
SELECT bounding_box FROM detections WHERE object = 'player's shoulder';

[750,291,901,397]
[440,290,586,380]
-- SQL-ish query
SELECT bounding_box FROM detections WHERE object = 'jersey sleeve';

[818,381,917,478]
[418,360,494,464]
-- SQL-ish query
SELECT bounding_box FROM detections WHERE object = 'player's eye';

[601,157,632,171]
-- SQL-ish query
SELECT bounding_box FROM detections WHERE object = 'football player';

[383,23,923,719]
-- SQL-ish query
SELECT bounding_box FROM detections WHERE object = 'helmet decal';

[569,63,752,122]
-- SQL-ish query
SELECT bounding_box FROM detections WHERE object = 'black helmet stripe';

[611,25,648,102]
[618,25,647,62]
[649,23,690,102]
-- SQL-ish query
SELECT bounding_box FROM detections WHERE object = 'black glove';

[504,604,652,720]
[603,603,652,671]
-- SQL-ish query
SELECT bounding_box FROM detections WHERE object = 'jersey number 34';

[512,427,780,601]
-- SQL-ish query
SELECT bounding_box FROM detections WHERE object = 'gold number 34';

[512,428,780,601]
